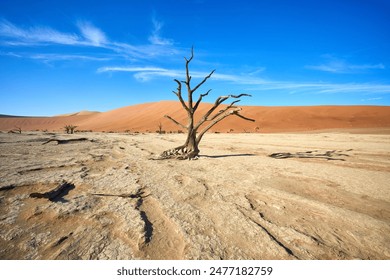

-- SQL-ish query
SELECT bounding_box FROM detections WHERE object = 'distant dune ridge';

[0,101,389,133]
[54,110,101,117]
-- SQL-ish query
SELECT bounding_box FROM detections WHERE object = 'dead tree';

[157,48,255,160]
[157,122,164,134]
[64,125,77,134]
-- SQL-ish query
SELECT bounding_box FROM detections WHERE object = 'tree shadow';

[0,185,16,192]
[30,182,75,203]
[48,183,75,203]
[201,153,256,159]
[268,150,351,161]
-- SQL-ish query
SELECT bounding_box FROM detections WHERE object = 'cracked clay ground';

[0,131,389,259]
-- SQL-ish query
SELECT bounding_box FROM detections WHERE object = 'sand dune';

[0,101,389,133]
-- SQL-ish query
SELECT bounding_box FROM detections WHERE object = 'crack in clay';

[53,232,73,247]
[91,188,153,245]
[134,188,154,244]
[254,218,297,258]
[236,204,298,259]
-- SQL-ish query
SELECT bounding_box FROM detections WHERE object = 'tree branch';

[193,89,212,112]
[185,47,194,109]
[164,115,187,130]
[199,95,230,121]
[233,112,255,122]
[191,69,215,95]
[173,79,189,112]
[195,94,251,130]
[196,108,252,144]
[184,46,194,63]
[207,101,241,122]
[229,93,252,99]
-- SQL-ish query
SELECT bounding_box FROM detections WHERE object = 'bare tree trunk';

[155,48,255,160]
[185,129,200,158]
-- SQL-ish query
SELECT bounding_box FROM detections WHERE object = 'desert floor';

[0,131,389,260]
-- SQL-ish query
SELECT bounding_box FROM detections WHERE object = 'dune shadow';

[201,153,256,159]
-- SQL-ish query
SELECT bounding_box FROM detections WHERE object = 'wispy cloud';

[248,68,266,76]
[306,56,385,73]
[307,61,385,73]
[31,53,111,62]
[98,66,181,81]
[77,21,107,46]
[361,97,383,102]
[313,83,390,94]
[97,66,263,83]
[0,19,110,48]
[0,18,181,61]
[97,65,390,95]
[0,19,80,45]
[0,51,22,58]
[1,50,113,62]
[148,17,173,46]
[246,81,390,96]
[97,66,169,73]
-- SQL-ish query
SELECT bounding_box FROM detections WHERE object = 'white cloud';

[97,66,182,81]
[361,97,383,102]
[31,53,111,62]
[97,65,253,83]
[247,81,390,96]
[349,64,385,70]
[0,19,108,47]
[0,51,22,58]
[99,65,261,82]
[306,56,385,73]
[0,19,181,61]
[120,66,390,96]
[148,17,173,46]
[315,83,390,94]
[0,19,80,45]
[248,68,266,76]
[97,65,390,95]
[77,21,107,46]
[97,66,169,73]
[0,50,113,64]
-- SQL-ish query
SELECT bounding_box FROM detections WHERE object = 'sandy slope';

[1,102,389,133]
[0,131,389,259]
[54,110,100,117]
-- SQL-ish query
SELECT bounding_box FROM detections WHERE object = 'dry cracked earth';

[0,131,389,259]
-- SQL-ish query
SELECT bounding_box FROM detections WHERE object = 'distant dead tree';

[156,47,255,160]
[64,125,77,134]
[157,122,165,134]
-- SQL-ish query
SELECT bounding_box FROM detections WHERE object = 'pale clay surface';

[0,131,389,259]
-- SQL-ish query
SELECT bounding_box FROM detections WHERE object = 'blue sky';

[1,0,389,116]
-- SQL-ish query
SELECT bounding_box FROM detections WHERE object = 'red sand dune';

[1,101,389,133]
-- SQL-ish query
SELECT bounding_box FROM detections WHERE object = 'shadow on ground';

[201,153,257,158]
